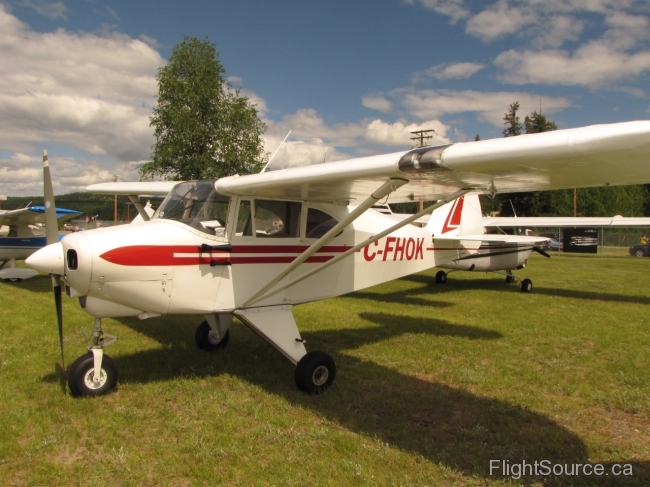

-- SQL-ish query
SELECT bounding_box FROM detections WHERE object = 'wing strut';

[244,187,472,306]
[128,195,150,221]
[242,178,409,306]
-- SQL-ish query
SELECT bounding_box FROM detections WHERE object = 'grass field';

[1,250,650,486]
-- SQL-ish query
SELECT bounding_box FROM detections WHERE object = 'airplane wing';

[215,121,650,204]
[0,206,82,226]
[85,181,179,196]
[484,216,650,227]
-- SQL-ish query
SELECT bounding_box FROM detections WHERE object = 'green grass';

[2,251,650,486]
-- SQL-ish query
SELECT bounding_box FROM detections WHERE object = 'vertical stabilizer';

[426,194,484,237]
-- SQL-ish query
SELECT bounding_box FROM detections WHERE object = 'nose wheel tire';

[295,351,336,394]
[195,320,230,351]
[67,352,118,397]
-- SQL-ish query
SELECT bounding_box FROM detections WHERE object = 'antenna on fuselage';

[261,130,292,173]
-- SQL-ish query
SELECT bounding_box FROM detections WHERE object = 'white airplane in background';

[0,190,82,281]
[424,195,650,290]
[26,121,650,397]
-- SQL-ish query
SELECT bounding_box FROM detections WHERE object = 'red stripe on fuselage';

[99,245,343,266]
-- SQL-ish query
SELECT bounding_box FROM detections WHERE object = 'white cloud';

[361,95,393,113]
[0,5,164,163]
[20,0,67,20]
[404,0,470,23]
[418,62,485,80]
[494,42,650,87]
[466,1,537,42]
[0,152,144,196]
[397,88,571,126]
[364,119,451,146]
[410,0,650,52]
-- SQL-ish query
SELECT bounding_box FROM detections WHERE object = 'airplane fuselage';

[59,196,477,319]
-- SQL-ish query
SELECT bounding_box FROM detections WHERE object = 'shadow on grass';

[400,273,650,305]
[42,313,647,485]
[1,274,54,294]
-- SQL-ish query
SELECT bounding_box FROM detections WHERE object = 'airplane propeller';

[42,150,65,370]
[532,246,551,259]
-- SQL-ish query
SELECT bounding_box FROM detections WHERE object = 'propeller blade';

[52,274,65,370]
[43,150,65,371]
[533,246,551,258]
[43,150,58,246]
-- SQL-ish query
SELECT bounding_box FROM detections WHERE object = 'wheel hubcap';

[83,368,107,389]
[312,365,329,387]
[207,330,220,345]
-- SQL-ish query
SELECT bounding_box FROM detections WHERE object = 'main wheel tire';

[520,278,533,293]
[195,320,230,352]
[295,351,336,394]
[505,274,515,283]
[635,248,646,257]
[67,352,118,397]
[435,270,447,284]
[4,278,22,282]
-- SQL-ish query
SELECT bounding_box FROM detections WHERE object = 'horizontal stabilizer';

[435,234,549,244]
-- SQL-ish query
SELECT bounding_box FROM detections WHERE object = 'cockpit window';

[153,181,230,236]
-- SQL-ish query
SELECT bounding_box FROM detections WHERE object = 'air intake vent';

[67,249,78,270]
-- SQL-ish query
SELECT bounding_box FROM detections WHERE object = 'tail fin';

[426,194,484,237]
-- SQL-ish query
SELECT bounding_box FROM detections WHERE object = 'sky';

[0,0,649,196]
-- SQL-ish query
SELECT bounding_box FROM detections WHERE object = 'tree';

[141,36,267,181]
[500,103,559,216]
[502,101,523,137]
[524,111,557,134]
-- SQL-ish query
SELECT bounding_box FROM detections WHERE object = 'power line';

[410,129,436,148]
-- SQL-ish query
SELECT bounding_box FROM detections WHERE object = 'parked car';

[629,242,650,257]
[539,233,563,251]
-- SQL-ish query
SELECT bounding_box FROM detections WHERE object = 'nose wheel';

[68,317,119,397]
[67,352,118,397]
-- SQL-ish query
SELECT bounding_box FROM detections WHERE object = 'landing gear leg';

[68,317,118,397]
[235,306,336,394]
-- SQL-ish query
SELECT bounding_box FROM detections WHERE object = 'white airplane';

[422,194,548,291]
[424,195,650,289]
[26,121,650,397]
[0,189,82,282]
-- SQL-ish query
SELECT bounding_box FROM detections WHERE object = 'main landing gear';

[504,270,533,293]
[67,317,118,397]
[69,307,337,396]
[432,268,533,292]
[194,311,336,394]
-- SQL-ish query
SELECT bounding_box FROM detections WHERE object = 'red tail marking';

[441,196,464,234]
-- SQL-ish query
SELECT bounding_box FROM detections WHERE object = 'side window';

[254,200,301,238]
[236,200,252,236]
[306,208,339,239]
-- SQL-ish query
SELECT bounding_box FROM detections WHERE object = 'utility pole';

[410,129,436,211]
[574,188,577,217]
[113,174,118,225]
[410,129,435,148]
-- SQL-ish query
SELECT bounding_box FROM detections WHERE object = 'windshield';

[153,181,229,236]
